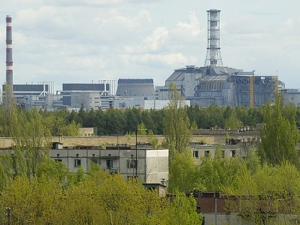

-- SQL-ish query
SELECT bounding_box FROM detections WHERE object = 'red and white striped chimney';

[6,16,13,86]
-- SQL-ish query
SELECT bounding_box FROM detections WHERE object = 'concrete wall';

[0,131,259,149]
[145,150,169,183]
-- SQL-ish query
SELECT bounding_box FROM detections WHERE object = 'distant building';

[282,89,300,106]
[113,96,190,110]
[60,82,115,110]
[2,82,57,109]
[158,65,284,107]
[116,79,156,100]
[79,127,98,136]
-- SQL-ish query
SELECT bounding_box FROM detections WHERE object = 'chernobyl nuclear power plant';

[2,10,300,110]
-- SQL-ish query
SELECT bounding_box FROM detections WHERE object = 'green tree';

[137,122,147,135]
[168,151,202,193]
[11,108,52,177]
[224,110,243,130]
[163,82,192,156]
[258,94,299,166]
[166,192,203,225]
[0,153,13,190]
[147,129,159,149]
[37,157,71,183]
[43,112,80,136]
[198,147,241,192]
[0,83,17,136]
[0,175,65,224]
[225,161,300,224]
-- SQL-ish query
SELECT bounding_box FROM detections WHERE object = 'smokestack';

[6,15,13,86]
[204,9,223,67]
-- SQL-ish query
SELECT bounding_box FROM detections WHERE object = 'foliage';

[225,161,300,224]
[163,82,192,156]
[258,94,299,166]
[11,108,52,177]
[166,192,203,225]
[147,129,159,149]
[0,164,202,225]
[198,148,241,192]
[0,83,17,137]
[224,110,243,130]
[168,151,202,193]
[126,132,133,145]
[0,97,282,137]
[190,120,198,131]
[137,122,147,135]
[37,156,70,183]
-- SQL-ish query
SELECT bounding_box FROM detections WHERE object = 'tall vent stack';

[6,16,13,86]
[204,9,223,67]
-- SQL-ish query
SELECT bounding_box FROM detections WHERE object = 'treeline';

[2,101,300,137]
[0,104,270,136]
[62,105,265,135]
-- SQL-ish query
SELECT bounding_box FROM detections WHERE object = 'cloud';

[124,27,168,54]
[171,11,203,41]
[122,52,197,68]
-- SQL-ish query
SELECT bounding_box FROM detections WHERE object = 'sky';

[0,0,299,92]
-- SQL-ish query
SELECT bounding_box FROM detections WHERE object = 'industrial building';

[116,79,156,99]
[158,9,284,107]
[282,89,300,106]
[162,65,283,107]
[60,81,115,110]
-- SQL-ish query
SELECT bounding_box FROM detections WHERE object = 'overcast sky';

[0,0,299,92]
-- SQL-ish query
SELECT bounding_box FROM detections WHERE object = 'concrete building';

[116,79,156,100]
[60,82,115,110]
[282,89,300,106]
[70,92,101,110]
[114,96,190,110]
[2,83,58,109]
[78,127,98,136]
[49,144,169,184]
[157,9,284,108]
[190,142,257,165]
[160,64,283,108]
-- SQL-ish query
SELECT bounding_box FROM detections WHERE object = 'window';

[193,151,199,158]
[127,159,137,168]
[74,159,81,167]
[106,159,113,169]
[204,151,210,157]
[55,159,62,162]
[222,150,225,158]
[230,150,236,158]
